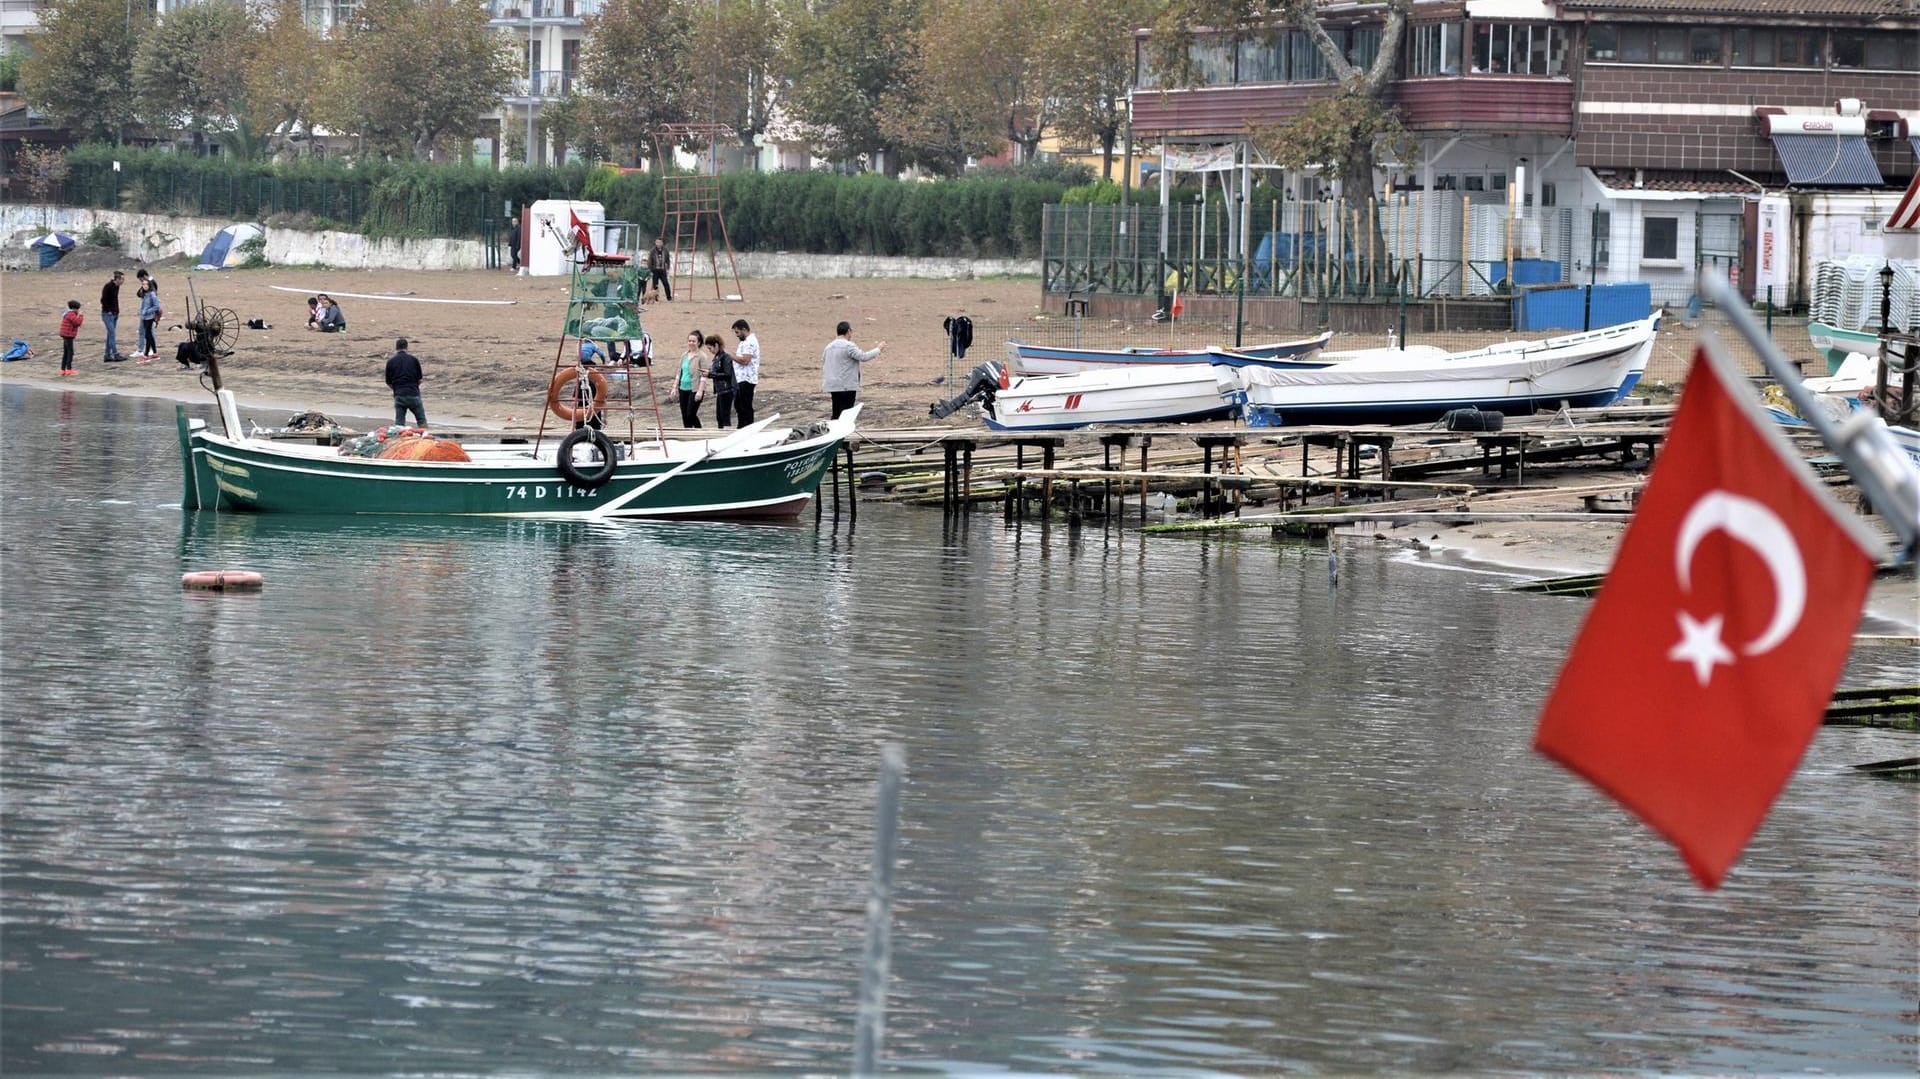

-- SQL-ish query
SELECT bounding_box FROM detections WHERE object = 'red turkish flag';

[569,209,592,251]
[1533,336,1879,889]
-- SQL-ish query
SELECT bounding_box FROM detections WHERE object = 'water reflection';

[3,385,1915,1073]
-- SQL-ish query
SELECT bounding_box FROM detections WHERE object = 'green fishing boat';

[176,266,856,519]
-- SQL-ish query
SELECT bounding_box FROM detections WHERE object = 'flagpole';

[1700,272,1920,559]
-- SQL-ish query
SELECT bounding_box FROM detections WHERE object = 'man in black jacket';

[385,338,426,426]
[100,270,127,361]
[646,238,672,301]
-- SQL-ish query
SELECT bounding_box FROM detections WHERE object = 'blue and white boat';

[1215,316,1659,427]
[1007,331,1331,375]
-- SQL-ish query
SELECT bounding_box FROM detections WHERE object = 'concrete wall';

[1,205,1039,279]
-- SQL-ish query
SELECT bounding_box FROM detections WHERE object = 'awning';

[1888,173,1920,231]
[1770,133,1883,186]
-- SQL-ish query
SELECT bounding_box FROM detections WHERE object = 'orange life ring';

[181,570,264,591]
[548,368,610,422]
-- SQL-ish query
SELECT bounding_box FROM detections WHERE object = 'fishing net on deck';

[378,437,471,462]
[337,425,471,462]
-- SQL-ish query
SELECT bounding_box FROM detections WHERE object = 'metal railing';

[511,69,575,98]
[486,0,600,20]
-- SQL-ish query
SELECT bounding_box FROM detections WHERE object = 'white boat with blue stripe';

[1215,315,1660,428]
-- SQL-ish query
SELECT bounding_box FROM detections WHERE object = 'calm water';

[3,384,1916,1074]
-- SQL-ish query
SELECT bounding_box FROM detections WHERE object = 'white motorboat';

[930,361,1233,431]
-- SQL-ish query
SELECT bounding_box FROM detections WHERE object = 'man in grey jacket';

[820,321,886,419]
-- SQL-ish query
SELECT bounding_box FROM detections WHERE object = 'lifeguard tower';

[655,123,745,302]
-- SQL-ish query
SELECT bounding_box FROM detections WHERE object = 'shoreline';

[14,372,1913,633]
[4,366,499,429]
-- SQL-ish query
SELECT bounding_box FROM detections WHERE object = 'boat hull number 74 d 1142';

[504,484,602,500]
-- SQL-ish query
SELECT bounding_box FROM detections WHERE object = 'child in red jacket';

[58,300,83,376]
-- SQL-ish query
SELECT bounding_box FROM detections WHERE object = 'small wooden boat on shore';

[930,360,1232,431]
[176,267,856,519]
[1808,321,1878,375]
[1214,315,1660,427]
[1007,331,1331,375]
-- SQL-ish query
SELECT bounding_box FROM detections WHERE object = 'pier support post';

[1014,443,1026,520]
[1139,436,1152,526]
[1042,444,1055,519]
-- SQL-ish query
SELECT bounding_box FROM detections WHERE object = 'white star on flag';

[1668,611,1735,685]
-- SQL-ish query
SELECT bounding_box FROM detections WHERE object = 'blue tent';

[196,223,264,270]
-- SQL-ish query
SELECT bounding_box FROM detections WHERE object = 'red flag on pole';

[1533,336,1880,889]
[569,209,592,253]
[1170,290,1185,320]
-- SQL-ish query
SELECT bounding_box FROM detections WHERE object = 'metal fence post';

[853,744,906,1078]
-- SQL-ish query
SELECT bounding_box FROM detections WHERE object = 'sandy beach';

[1,263,1041,430]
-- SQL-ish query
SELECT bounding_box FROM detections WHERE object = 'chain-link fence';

[1044,197,1758,315]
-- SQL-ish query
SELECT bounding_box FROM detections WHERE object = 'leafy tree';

[134,0,252,153]
[0,47,23,92]
[1151,0,1415,253]
[539,94,611,165]
[1051,0,1152,181]
[19,0,150,143]
[575,0,693,169]
[881,0,1057,175]
[684,0,784,164]
[782,0,921,170]
[333,0,516,160]
[244,0,332,160]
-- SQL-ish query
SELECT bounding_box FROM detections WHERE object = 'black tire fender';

[557,427,618,489]
[1443,408,1505,432]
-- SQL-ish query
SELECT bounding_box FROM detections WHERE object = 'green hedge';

[59,145,589,239]
[53,145,1075,257]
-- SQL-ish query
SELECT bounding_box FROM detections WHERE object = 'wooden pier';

[842,403,1695,523]
[256,402,1868,536]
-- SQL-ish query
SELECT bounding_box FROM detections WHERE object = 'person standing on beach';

[99,270,126,362]
[730,319,760,425]
[385,338,426,426]
[646,238,672,301]
[676,329,705,427]
[704,333,736,429]
[57,300,82,376]
[820,321,885,419]
[136,273,162,362]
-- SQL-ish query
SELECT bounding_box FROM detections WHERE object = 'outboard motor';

[929,361,1005,420]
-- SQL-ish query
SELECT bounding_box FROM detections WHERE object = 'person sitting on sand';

[305,296,320,330]
[312,295,346,333]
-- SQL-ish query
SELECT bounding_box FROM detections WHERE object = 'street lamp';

[526,8,536,166]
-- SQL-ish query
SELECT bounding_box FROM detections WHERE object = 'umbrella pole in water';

[853,744,906,1077]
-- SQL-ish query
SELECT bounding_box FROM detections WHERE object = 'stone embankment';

[0,205,1037,279]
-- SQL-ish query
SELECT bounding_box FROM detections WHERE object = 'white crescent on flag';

[1887,172,1920,231]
